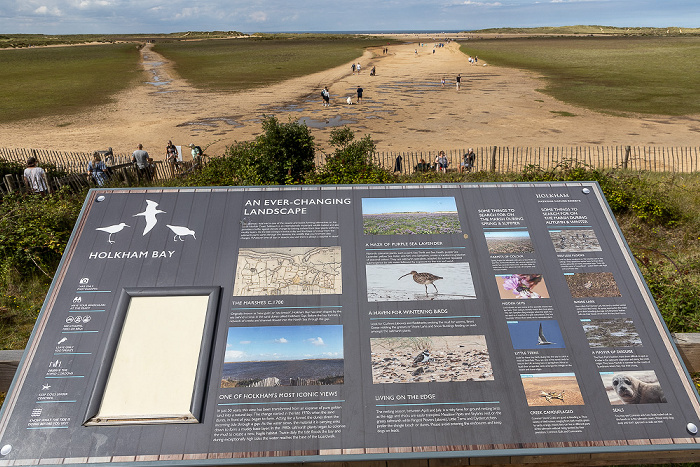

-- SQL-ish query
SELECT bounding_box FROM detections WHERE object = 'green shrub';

[306,127,395,185]
[187,116,315,186]
[0,189,83,286]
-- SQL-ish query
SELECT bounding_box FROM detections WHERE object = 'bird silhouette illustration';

[133,200,166,236]
[398,271,442,296]
[166,225,196,241]
[95,223,129,244]
[537,323,556,345]
[413,349,431,366]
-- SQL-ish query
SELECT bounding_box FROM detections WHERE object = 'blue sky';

[224,325,344,362]
[1,0,697,35]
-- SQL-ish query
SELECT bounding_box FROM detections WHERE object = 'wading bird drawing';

[95,223,129,244]
[166,225,196,241]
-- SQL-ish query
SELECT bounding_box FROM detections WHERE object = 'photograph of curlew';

[361,196,462,235]
[565,272,621,298]
[507,320,565,349]
[549,229,602,253]
[484,230,535,255]
[520,373,585,406]
[582,318,642,348]
[366,262,476,301]
[370,335,493,384]
[600,371,666,405]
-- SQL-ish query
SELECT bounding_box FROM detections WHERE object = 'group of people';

[414,149,476,173]
[322,85,364,106]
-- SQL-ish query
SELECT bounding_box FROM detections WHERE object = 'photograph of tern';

[366,262,476,301]
[507,320,565,350]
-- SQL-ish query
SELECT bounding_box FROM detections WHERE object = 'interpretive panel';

[0,183,698,466]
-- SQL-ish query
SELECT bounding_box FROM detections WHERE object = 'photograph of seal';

[612,373,667,404]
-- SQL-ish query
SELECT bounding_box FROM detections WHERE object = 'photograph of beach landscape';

[221,325,344,388]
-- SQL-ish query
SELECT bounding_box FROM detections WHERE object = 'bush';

[306,127,395,185]
[188,116,315,186]
[0,189,83,287]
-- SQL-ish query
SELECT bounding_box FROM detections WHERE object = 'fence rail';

[374,146,700,174]
[2,146,699,188]
[0,147,132,173]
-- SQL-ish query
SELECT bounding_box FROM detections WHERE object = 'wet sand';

[1,39,699,159]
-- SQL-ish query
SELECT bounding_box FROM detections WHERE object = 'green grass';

[460,36,700,116]
[153,36,390,92]
[0,43,141,123]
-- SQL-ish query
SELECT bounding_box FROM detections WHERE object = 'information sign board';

[0,183,698,465]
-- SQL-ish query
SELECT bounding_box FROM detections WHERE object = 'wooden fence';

[0,147,132,173]
[2,146,699,193]
[375,146,700,174]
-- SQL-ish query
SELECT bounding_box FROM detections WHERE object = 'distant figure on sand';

[357,86,363,104]
[456,74,461,90]
[321,87,330,106]
[351,63,356,74]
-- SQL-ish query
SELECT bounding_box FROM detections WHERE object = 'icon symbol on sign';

[79,278,89,285]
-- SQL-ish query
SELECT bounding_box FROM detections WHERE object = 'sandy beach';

[1,37,699,160]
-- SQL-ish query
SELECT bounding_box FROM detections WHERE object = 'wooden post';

[490,146,497,172]
[4,174,17,193]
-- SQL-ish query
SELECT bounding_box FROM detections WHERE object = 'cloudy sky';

[1,0,697,35]
[224,325,344,362]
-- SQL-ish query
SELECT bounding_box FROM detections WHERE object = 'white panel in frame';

[85,287,220,425]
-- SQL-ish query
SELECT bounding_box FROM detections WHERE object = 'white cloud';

[308,337,325,346]
[274,337,288,344]
[248,11,267,22]
[34,5,62,16]
[462,0,502,5]
[239,340,251,344]
[225,349,245,360]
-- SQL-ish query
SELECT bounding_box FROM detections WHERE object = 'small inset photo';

[601,371,667,405]
[370,335,493,384]
[565,272,621,298]
[221,325,344,388]
[484,230,534,254]
[362,197,462,235]
[507,320,565,349]
[366,262,476,301]
[549,229,602,253]
[582,318,642,348]
[520,373,585,406]
[495,273,549,299]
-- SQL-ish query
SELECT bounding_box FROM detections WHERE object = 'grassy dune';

[460,36,700,116]
[0,43,141,122]
[153,36,390,92]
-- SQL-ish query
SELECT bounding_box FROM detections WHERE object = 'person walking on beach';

[356,86,363,104]
[456,74,461,90]
[356,63,361,74]
[23,156,50,194]
[321,86,330,106]
[351,63,356,75]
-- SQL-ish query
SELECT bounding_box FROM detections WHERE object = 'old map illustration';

[233,247,342,296]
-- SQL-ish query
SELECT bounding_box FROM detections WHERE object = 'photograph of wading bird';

[399,270,443,296]
[413,349,431,366]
